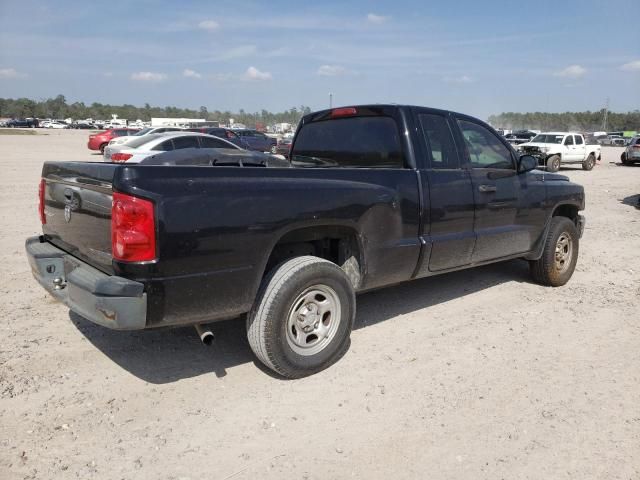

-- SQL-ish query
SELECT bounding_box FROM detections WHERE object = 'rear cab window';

[291,111,405,168]
[418,113,459,169]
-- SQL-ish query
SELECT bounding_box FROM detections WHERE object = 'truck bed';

[41,161,421,327]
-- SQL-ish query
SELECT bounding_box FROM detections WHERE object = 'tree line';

[488,110,640,132]
[0,95,313,127]
[3,95,639,132]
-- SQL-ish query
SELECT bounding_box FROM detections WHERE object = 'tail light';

[111,153,133,162]
[111,192,156,262]
[38,179,46,224]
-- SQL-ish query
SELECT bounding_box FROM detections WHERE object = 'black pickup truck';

[26,105,585,378]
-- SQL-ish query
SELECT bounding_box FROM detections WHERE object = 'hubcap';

[554,232,573,273]
[286,284,341,356]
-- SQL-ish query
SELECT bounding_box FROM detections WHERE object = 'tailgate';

[41,162,119,274]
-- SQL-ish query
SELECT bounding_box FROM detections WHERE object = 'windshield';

[133,128,153,136]
[531,134,564,144]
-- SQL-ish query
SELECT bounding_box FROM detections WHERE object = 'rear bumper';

[25,236,147,330]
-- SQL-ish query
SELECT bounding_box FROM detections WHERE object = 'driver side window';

[457,120,514,169]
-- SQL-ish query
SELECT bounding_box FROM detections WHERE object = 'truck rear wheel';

[582,153,596,171]
[247,256,356,378]
[546,155,561,172]
[529,217,579,287]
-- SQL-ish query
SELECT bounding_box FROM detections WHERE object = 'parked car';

[621,136,640,165]
[27,104,586,378]
[274,138,293,156]
[504,130,537,145]
[71,123,95,130]
[517,132,601,172]
[108,126,183,146]
[6,118,39,128]
[139,147,290,168]
[88,129,139,153]
[234,129,278,152]
[186,127,247,148]
[48,121,70,129]
[103,132,241,163]
[600,134,626,146]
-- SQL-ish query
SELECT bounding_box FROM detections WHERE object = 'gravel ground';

[0,130,638,480]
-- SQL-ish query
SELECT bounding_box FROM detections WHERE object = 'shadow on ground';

[621,194,640,209]
[70,259,531,383]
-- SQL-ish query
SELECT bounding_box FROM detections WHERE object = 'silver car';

[621,136,640,165]
[103,132,242,163]
[107,126,184,146]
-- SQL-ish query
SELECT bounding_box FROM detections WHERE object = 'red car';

[88,129,138,153]
[274,138,292,156]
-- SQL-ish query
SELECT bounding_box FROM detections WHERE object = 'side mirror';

[518,155,537,173]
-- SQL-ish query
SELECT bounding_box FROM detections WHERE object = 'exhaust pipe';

[195,324,215,346]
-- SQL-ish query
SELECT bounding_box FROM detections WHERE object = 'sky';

[0,0,638,120]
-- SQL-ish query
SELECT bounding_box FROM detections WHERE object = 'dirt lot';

[1,130,638,480]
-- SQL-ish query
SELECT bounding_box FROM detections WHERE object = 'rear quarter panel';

[113,166,421,326]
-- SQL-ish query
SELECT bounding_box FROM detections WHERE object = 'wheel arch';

[525,202,581,260]
[260,224,365,290]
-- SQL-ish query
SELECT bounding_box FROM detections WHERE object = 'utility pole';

[602,97,609,132]
[329,93,333,108]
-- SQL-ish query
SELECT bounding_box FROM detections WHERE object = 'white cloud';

[183,68,202,79]
[620,60,640,72]
[0,67,27,79]
[242,66,272,81]
[317,65,348,76]
[443,75,474,84]
[554,64,586,78]
[198,19,219,31]
[367,13,388,24]
[131,71,167,82]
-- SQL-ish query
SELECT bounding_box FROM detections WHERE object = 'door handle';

[478,185,497,193]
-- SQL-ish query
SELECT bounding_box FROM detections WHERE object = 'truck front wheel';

[582,153,596,171]
[529,217,579,287]
[247,256,356,378]
[546,155,561,172]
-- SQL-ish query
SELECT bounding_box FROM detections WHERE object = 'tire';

[546,155,561,172]
[529,216,579,287]
[582,153,595,171]
[621,153,631,166]
[247,256,356,378]
[99,143,107,154]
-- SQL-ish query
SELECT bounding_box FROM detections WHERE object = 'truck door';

[412,110,476,274]
[563,135,578,162]
[573,134,586,161]
[455,118,531,263]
